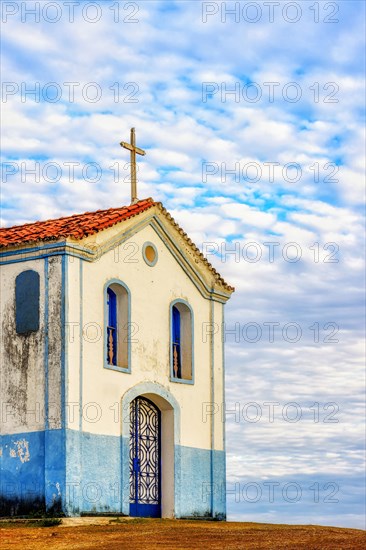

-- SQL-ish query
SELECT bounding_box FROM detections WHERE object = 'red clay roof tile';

[0,198,155,248]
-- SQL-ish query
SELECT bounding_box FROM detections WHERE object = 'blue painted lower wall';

[66,429,122,515]
[1,429,226,519]
[0,430,65,515]
[176,445,226,519]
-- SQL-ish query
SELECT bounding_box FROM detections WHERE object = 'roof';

[0,198,154,247]
[0,198,234,292]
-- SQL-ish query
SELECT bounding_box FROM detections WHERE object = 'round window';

[142,242,158,266]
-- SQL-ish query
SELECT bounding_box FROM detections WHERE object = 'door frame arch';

[121,382,181,518]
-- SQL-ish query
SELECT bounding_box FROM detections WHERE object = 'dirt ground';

[1,518,365,550]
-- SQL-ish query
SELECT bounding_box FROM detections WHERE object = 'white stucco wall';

[65,222,226,452]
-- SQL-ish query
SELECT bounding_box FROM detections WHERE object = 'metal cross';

[120,128,146,204]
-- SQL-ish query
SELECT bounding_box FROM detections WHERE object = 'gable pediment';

[77,205,234,303]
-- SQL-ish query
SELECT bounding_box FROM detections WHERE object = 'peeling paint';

[13,439,30,463]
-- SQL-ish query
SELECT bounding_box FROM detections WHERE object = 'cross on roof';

[120,128,146,204]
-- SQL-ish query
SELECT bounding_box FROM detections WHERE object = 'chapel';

[0,130,234,518]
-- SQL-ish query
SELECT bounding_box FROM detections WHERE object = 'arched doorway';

[129,396,161,517]
[121,383,180,518]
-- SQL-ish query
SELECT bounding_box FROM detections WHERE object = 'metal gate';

[129,396,161,517]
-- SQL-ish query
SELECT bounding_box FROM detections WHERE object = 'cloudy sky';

[1,0,365,529]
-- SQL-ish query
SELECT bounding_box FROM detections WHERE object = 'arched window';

[105,281,130,371]
[170,301,193,383]
[15,270,40,335]
[107,287,117,365]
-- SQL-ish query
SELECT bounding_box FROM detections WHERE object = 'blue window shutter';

[107,287,118,365]
[15,270,40,334]
[172,306,181,378]
[172,306,180,344]
[107,288,117,328]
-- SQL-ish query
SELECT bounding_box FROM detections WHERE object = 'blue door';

[129,397,161,518]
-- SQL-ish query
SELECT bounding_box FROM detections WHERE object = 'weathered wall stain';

[47,256,62,430]
[2,286,43,430]
[13,439,30,463]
